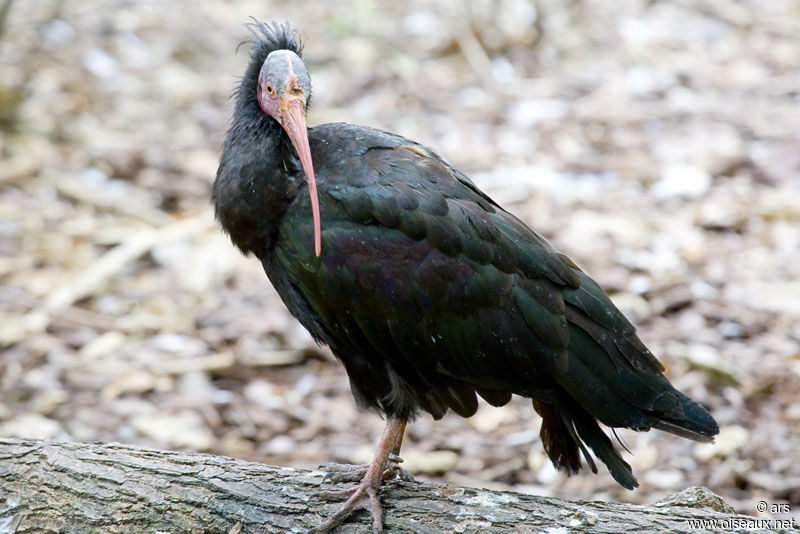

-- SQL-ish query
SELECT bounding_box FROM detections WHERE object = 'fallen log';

[0,439,790,533]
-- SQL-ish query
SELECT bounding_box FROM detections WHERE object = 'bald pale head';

[256,49,320,256]
[257,50,311,118]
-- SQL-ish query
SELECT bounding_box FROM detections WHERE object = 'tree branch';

[0,439,788,533]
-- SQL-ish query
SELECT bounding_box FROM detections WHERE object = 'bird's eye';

[265,84,274,94]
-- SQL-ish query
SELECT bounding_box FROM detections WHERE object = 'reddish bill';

[282,99,322,256]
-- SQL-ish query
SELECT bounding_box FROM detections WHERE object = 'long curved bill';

[282,99,322,257]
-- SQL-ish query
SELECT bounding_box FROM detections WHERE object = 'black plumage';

[213,20,718,533]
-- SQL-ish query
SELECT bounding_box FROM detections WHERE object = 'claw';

[395,468,415,483]
[384,455,414,483]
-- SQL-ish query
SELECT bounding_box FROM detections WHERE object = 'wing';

[279,139,569,341]
[268,127,717,486]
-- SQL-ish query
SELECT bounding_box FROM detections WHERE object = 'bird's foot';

[307,470,384,534]
[319,453,413,486]
[309,415,408,534]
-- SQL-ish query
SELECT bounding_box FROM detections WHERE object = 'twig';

[150,352,235,375]
[444,0,493,84]
[454,22,493,84]
[0,0,14,43]
[0,213,215,346]
[50,175,174,227]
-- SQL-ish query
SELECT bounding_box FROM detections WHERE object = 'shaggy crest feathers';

[232,19,306,118]
[244,18,304,59]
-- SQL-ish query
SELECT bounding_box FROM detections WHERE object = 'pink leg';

[309,415,408,534]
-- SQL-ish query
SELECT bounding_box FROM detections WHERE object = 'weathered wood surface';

[0,439,791,533]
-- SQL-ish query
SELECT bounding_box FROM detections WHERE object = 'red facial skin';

[257,70,321,257]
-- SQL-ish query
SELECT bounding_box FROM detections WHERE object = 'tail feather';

[651,389,719,441]
[525,260,718,489]
[571,406,638,489]
[533,400,582,475]
[561,306,719,442]
[534,400,638,489]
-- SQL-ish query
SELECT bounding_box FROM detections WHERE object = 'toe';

[366,486,383,534]
[319,462,369,484]
[318,486,359,501]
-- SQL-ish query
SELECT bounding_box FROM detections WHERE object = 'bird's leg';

[308,415,407,534]
[319,425,412,487]
[384,429,414,483]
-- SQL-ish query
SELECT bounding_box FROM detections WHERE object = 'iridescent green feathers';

[266,123,717,488]
[216,21,718,491]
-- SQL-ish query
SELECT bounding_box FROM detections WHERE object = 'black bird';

[213,20,718,534]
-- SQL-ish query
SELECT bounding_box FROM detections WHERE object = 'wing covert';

[273,141,577,393]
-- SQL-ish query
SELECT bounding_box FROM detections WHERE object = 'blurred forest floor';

[1,0,799,522]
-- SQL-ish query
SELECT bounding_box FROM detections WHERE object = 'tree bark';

[0,439,792,533]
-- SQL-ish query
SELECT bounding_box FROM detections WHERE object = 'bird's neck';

[213,114,304,258]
